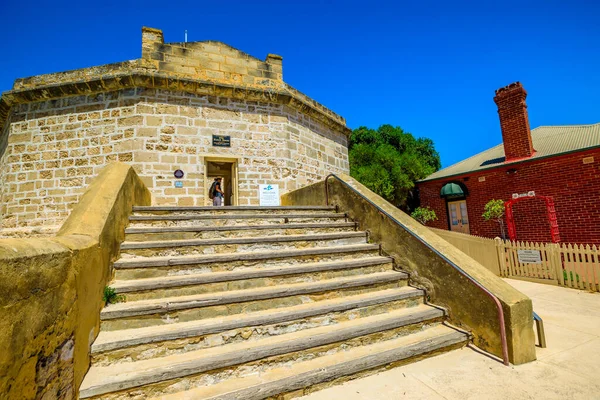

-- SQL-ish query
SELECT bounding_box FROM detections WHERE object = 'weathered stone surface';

[79,306,459,399]
[155,325,465,400]
[91,287,420,359]
[112,261,394,301]
[100,271,405,321]
[0,89,349,235]
[123,221,357,241]
[74,199,473,399]
[281,174,536,365]
[0,163,150,399]
[0,27,351,236]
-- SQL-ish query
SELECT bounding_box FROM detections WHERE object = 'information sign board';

[517,249,542,264]
[212,135,231,147]
[259,184,280,206]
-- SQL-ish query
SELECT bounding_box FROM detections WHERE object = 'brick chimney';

[493,82,535,161]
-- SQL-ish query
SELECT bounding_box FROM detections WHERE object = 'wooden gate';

[496,240,600,292]
[431,228,600,292]
[497,241,559,284]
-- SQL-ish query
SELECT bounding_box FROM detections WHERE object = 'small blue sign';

[175,181,183,188]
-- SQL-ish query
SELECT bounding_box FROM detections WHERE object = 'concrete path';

[300,279,600,400]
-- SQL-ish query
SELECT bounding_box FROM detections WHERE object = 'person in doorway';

[212,177,224,206]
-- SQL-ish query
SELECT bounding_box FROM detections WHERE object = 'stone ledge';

[0,162,150,398]
[281,175,537,365]
[142,26,163,35]
[91,286,417,354]
[1,68,350,137]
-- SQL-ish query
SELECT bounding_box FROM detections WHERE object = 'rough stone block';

[205,70,225,80]
[117,116,143,127]
[136,127,157,138]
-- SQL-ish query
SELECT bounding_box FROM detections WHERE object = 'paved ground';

[301,279,600,400]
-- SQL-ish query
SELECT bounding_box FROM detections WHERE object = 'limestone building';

[0,27,351,236]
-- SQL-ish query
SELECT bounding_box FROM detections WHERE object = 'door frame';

[203,155,240,206]
[445,198,470,234]
[440,181,469,233]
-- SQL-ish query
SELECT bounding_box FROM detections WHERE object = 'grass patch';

[563,270,582,283]
[103,286,126,305]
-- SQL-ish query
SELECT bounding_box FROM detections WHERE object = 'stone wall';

[0,163,150,399]
[0,119,9,232]
[0,26,350,236]
[0,88,349,235]
[141,27,284,88]
[281,175,536,365]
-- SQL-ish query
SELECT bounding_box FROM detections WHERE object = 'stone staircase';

[79,206,469,399]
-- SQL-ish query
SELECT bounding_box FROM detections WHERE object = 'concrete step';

[132,205,337,215]
[124,222,357,241]
[80,306,453,399]
[127,213,348,228]
[91,287,424,365]
[100,272,407,331]
[114,243,381,280]
[153,324,467,400]
[119,231,368,258]
[129,213,347,221]
[111,257,395,301]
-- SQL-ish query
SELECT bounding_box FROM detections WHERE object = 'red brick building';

[417,82,600,244]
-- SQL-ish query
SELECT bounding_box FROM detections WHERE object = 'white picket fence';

[431,228,600,292]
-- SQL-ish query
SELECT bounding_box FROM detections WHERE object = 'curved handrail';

[325,173,510,366]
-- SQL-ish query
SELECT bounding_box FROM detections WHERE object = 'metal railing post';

[533,312,547,348]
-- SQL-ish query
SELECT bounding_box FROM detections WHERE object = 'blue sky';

[1,0,598,168]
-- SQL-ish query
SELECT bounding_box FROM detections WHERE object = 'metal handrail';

[533,312,547,348]
[324,174,510,366]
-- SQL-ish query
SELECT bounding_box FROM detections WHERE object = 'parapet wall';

[141,27,284,87]
[282,174,536,365]
[7,27,347,133]
[0,120,9,232]
[0,163,150,399]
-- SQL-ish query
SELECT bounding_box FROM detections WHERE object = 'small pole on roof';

[185,30,188,43]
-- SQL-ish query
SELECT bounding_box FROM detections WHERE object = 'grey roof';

[421,123,600,182]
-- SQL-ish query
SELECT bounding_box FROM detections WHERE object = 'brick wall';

[417,148,600,244]
[0,88,349,236]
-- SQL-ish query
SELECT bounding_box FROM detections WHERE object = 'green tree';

[410,207,438,225]
[482,199,507,239]
[349,125,440,208]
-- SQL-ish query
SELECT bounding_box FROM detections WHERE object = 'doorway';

[205,157,239,206]
[447,200,470,234]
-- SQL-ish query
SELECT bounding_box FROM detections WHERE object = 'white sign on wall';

[512,191,535,199]
[517,250,542,264]
[259,184,280,206]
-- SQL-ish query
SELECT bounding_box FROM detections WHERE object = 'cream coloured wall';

[0,88,349,236]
